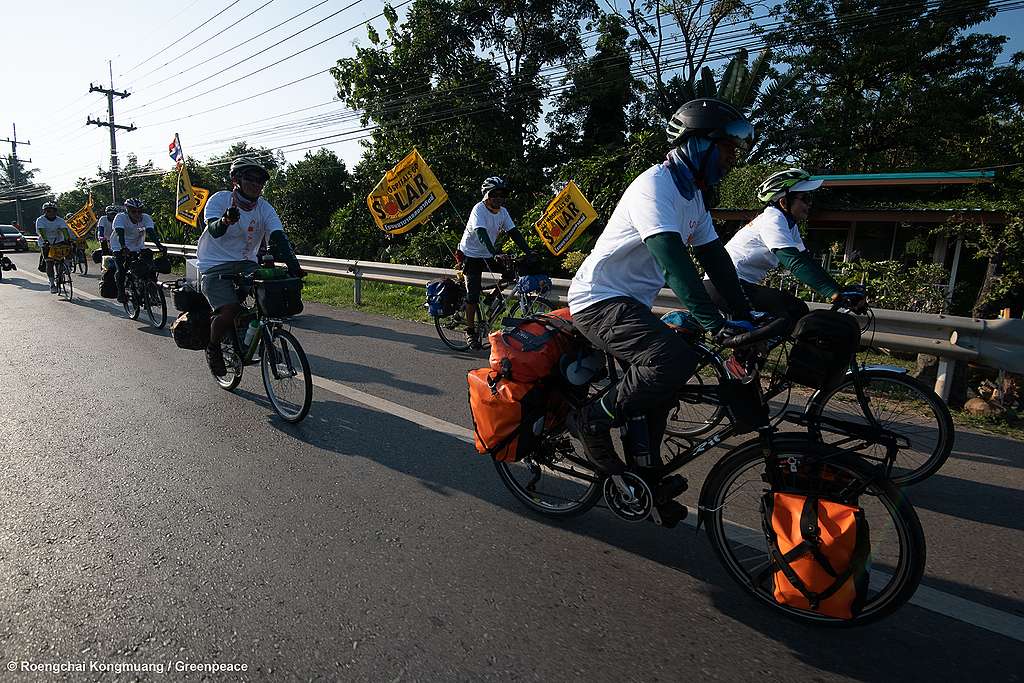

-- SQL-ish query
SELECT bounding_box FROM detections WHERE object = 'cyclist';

[96,205,119,255]
[705,168,865,331]
[566,98,757,519]
[456,176,533,349]
[35,201,72,294]
[112,198,165,303]
[198,157,304,377]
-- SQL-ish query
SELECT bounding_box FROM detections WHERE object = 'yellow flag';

[176,164,210,228]
[367,148,448,235]
[534,181,599,256]
[67,194,97,239]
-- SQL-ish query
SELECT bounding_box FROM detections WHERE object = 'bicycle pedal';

[655,475,688,505]
[652,501,687,528]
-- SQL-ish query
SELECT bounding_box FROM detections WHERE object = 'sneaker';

[116,291,128,304]
[567,404,623,475]
[466,328,483,350]
[205,344,227,377]
[49,285,58,294]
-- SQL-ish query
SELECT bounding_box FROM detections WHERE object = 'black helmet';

[665,98,754,150]
[230,156,270,182]
[481,176,510,198]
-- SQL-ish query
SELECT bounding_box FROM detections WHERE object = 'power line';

[122,0,243,76]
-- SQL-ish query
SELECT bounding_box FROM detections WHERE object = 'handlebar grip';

[718,317,790,348]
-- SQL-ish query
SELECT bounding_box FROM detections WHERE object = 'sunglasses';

[489,191,509,199]
[241,172,267,183]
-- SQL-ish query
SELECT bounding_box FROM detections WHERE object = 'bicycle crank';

[603,473,653,523]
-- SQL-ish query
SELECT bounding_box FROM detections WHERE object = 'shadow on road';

[307,352,441,396]
[263,394,1020,682]
[292,311,478,359]
[0,275,51,292]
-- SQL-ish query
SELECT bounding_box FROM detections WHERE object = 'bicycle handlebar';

[716,316,791,348]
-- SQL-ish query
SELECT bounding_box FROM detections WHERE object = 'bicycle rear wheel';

[143,280,167,329]
[58,262,73,301]
[494,431,603,518]
[700,436,925,626]
[260,328,312,423]
[123,278,141,319]
[805,369,954,486]
[434,307,472,351]
[214,331,243,391]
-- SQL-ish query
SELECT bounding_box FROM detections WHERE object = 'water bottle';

[243,319,260,347]
[623,416,652,467]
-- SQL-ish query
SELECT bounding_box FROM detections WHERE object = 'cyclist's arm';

[115,226,126,248]
[774,247,841,299]
[645,232,726,332]
[145,226,164,250]
[268,230,302,275]
[505,226,530,253]
[693,238,752,320]
[474,227,497,256]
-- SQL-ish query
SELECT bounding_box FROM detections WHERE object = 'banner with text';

[66,194,97,239]
[176,163,210,228]
[534,181,598,256]
[367,148,448,235]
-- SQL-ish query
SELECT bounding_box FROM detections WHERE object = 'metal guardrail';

[80,241,1021,401]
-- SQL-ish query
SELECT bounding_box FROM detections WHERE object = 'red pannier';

[488,308,578,384]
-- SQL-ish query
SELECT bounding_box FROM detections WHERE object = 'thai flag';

[168,134,184,166]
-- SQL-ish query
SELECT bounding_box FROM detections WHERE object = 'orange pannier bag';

[467,368,549,462]
[762,492,871,620]
[488,308,577,384]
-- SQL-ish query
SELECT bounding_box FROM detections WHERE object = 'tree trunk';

[972,244,1004,319]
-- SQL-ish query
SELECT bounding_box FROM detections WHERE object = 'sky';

[1,0,1023,198]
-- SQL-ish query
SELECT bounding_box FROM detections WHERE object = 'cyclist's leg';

[462,257,487,346]
[571,297,699,472]
[741,281,808,335]
[201,263,247,375]
[114,250,128,302]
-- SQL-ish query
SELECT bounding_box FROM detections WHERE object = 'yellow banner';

[534,181,599,256]
[67,194,97,239]
[367,148,448,235]
[176,164,210,228]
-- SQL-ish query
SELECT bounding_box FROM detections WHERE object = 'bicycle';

[70,238,89,276]
[493,317,925,626]
[44,242,74,301]
[210,271,313,423]
[121,250,168,329]
[433,254,555,351]
[664,298,953,487]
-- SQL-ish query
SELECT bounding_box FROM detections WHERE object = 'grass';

[953,408,1024,441]
[301,274,430,323]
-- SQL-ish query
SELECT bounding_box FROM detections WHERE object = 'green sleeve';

[506,227,530,253]
[645,232,725,332]
[692,239,752,320]
[268,230,301,271]
[774,247,840,298]
[475,227,497,256]
[145,227,163,247]
[206,217,228,238]
[115,227,125,244]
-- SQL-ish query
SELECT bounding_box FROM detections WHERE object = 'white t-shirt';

[96,214,116,240]
[568,164,718,313]
[111,212,155,252]
[722,206,806,284]
[197,191,283,272]
[35,216,70,243]
[457,201,514,258]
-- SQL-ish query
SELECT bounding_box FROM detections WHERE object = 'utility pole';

[0,123,31,230]
[87,61,136,204]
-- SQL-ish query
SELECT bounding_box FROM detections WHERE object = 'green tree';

[264,149,354,252]
[207,141,285,191]
[759,0,1024,170]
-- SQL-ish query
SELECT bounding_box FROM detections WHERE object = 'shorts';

[201,261,259,311]
[462,256,495,304]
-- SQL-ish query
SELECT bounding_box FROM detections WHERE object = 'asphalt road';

[0,251,1021,681]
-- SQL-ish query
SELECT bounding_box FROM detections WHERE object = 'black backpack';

[786,311,861,390]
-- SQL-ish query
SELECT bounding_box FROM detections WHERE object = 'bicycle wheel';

[701,436,925,626]
[143,280,167,329]
[805,370,954,487]
[123,278,141,320]
[494,430,604,518]
[434,306,472,351]
[215,332,243,391]
[666,345,728,438]
[260,327,312,423]
[59,262,73,301]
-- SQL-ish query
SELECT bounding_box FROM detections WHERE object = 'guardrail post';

[353,266,362,306]
[934,358,953,403]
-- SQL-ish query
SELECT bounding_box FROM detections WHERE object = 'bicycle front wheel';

[59,262,74,301]
[805,370,954,486]
[123,279,141,319]
[143,280,167,329]
[700,436,925,627]
[261,328,312,423]
[666,345,728,438]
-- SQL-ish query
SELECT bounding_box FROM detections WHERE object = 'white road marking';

[14,261,1024,642]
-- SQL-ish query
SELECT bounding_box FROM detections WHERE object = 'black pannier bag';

[129,248,155,278]
[786,310,862,390]
[153,254,172,274]
[256,277,304,317]
[99,268,118,298]
[171,311,210,350]
[171,280,210,314]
